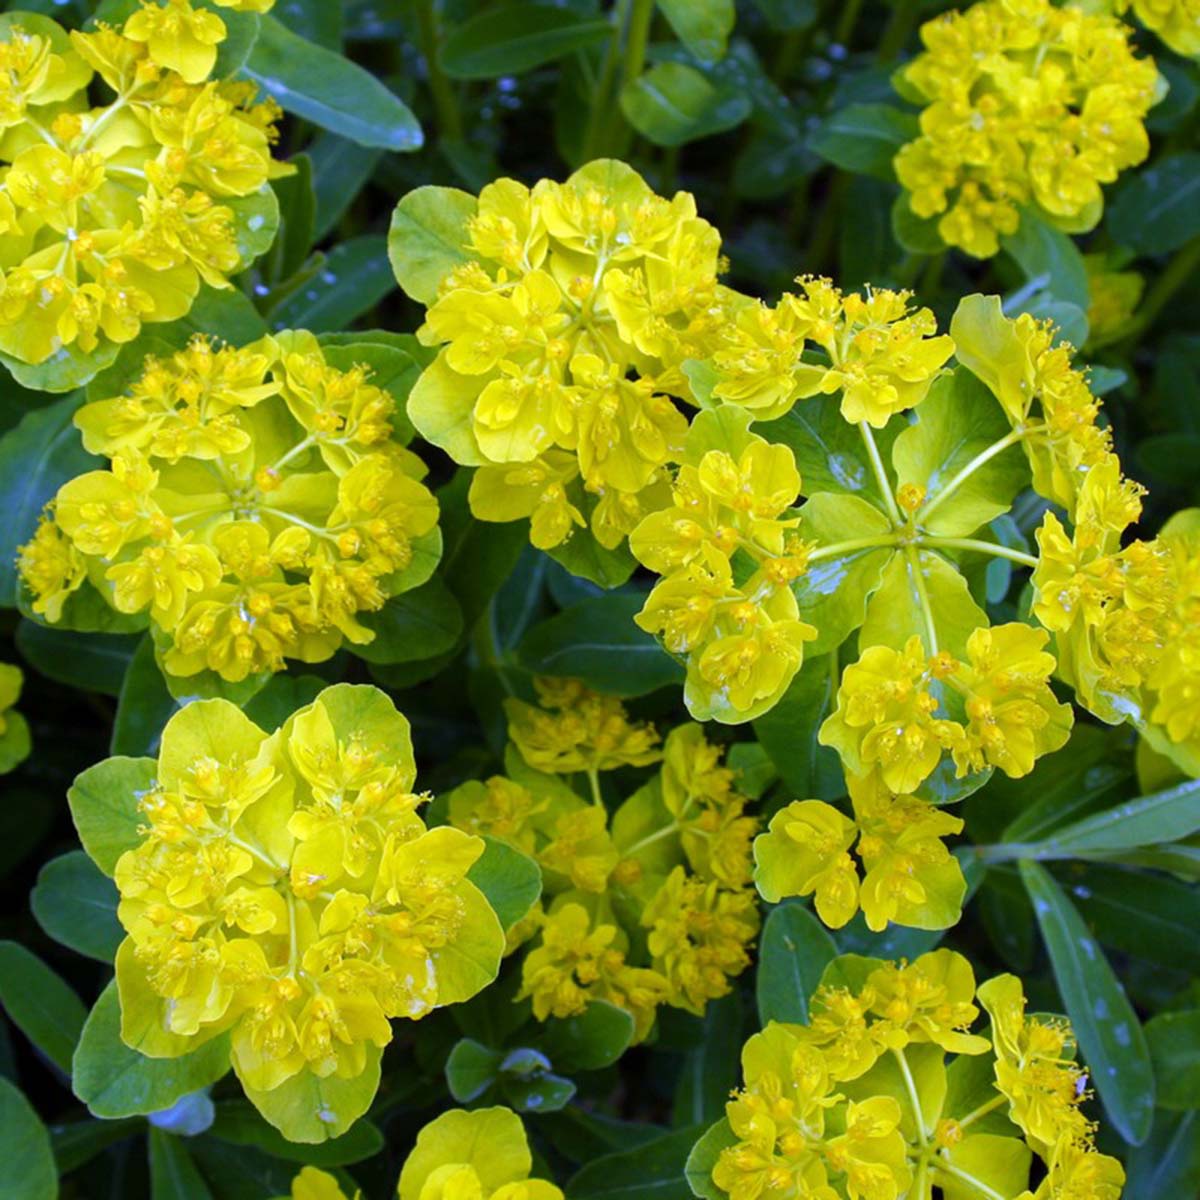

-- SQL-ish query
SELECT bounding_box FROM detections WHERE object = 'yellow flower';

[18,334,440,684]
[106,685,504,1139]
[642,867,759,1014]
[403,160,722,554]
[977,974,1094,1156]
[286,1166,357,1200]
[517,902,667,1041]
[894,0,1159,257]
[1023,1136,1125,1200]
[1084,255,1142,346]
[1118,0,1200,57]
[0,663,31,775]
[504,677,661,776]
[0,11,286,372]
[124,0,226,84]
[398,1108,564,1200]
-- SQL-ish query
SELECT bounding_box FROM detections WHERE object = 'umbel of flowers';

[0,3,288,383]
[892,0,1162,258]
[18,331,439,687]
[445,678,761,1039]
[280,1106,563,1200]
[689,950,1125,1200]
[70,684,506,1141]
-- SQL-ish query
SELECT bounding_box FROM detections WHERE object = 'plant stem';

[893,1048,929,1146]
[922,537,1038,568]
[581,0,631,161]
[877,0,921,61]
[586,767,604,809]
[611,0,654,158]
[415,0,463,142]
[1120,232,1200,346]
[807,535,898,563]
[956,1093,1007,1130]
[916,426,1037,525]
[859,422,903,524]
[934,1161,1008,1200]
[904,544,939,655]
[834,0,866,47]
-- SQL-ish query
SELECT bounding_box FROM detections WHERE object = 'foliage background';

[1,0,1199,1197]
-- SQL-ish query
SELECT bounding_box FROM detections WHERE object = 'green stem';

[586,767,604,809]
[877,0,921,61]
[807,534,898,564]
[581,0,631,161]
[415,0,463,141]
[904,544,939,655]
[921,537,1038,569]
[621,821,683,859]
[934,1161,1007,1200]
[893,1048,929,1147]
[612,0,654,158]
[859,422,903,524]
[956,1093,1007,1131]
[834,0,866,46]
[916,426,1038,525]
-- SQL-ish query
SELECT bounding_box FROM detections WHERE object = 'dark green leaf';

[1001,211,1090,310]
[568,1124,705,1200]
[1107,152,1200,256]
[518,593,683,697]
[241,15,422,151]
[620,62,752,147]
[270,236,397,332]
[1020,861,1154,1145]
[31,850,124,963]
[150,1128,214,1200]
[445,1038,502,1102]
[354,576,464,665]
[1124,1110,1200,1200]
[658,0,734,63]
[756,902,838,1026]
[440,5,611,79]
[111,636,178,757]
[1145,1010,1200,1111]
[809,103,917,180]
[673,993,743,1127]
[15,620,138,697]
[0,940,86,1073]
[51,1116,143,1174]
[208,1099,384,1166]
[0,1077,57,1200]
[539,1000,635,1072]
[466,836,542,931]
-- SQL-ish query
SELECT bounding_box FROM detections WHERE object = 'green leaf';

[1124,1110,1200,1200]
[892,192,946,255]
[388,186,477,306]
[1001,211,1090,310]
[1107,152,1200,256]
[685,1118,739,1200]
[750,0,818,31]
[73,983,230,1119]
[673,993,744,1127]
[1014,778,1200,858]
[445,1038,502,1102]
[226,186,280,267]
[208,1099,384,1166]
[0,390,96,606]
[466,836,542,931]
[755,902,838,1026]
[860,548,987,659]
[620,62,752,148]
[0,338,121,394]
[0,940,86,1073]
[242,674,327,733]
[15,620,138,697]
[539,1000,636,1072]
[1146,1011,1200,1111]
[111,636,178,757]
[1019,861,1155,1145]
[658,0,735,64]
[265,153,315,284]
[150,1128,214,1200]
[51,1116,144,1175]
[240,15,422,151]
[354,576,464,665]
[68,755,155,875]
[569,1124,706,1200]
[271,236,397,332]
[752,654,841,800]
[502,1068,575,1114]
[544,508,637,589]
[809,103,917,181]
[31,850,123,963]
[310,133,382,241]
[440,5,611,79]
[518,592,683,697]
[892,368,1029,537]
[0,1077,57,1200]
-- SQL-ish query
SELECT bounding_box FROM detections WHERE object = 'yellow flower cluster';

[705,951,1124,1200]
[447,683,759,1038]
[108,685,504,1140]
[630,428,817,723]
[821,626,1073,792]
[18,331,439,683]
[709,278,953,427]
[403,159,731,556]
[894,0,1160,258]
[755,771,967,932]
[0,663,30,774]
[1034,462,1200,775]
[0,6,287,375]
[126,2,276,88]
[1117,0,1200,57]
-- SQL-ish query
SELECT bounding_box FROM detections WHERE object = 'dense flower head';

[0,6,287,375]
[703,953,1124,1200]
[404,159,736,557]
[754,772,966,932]
[820,628,1073,794]
[894,0,1160,257]
[18,331,439,683]
[631,425,818,724]
[107,685,504,1138]
[447,687,760,1037]
[398,1107,564,1200]
[709,277,954,426]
